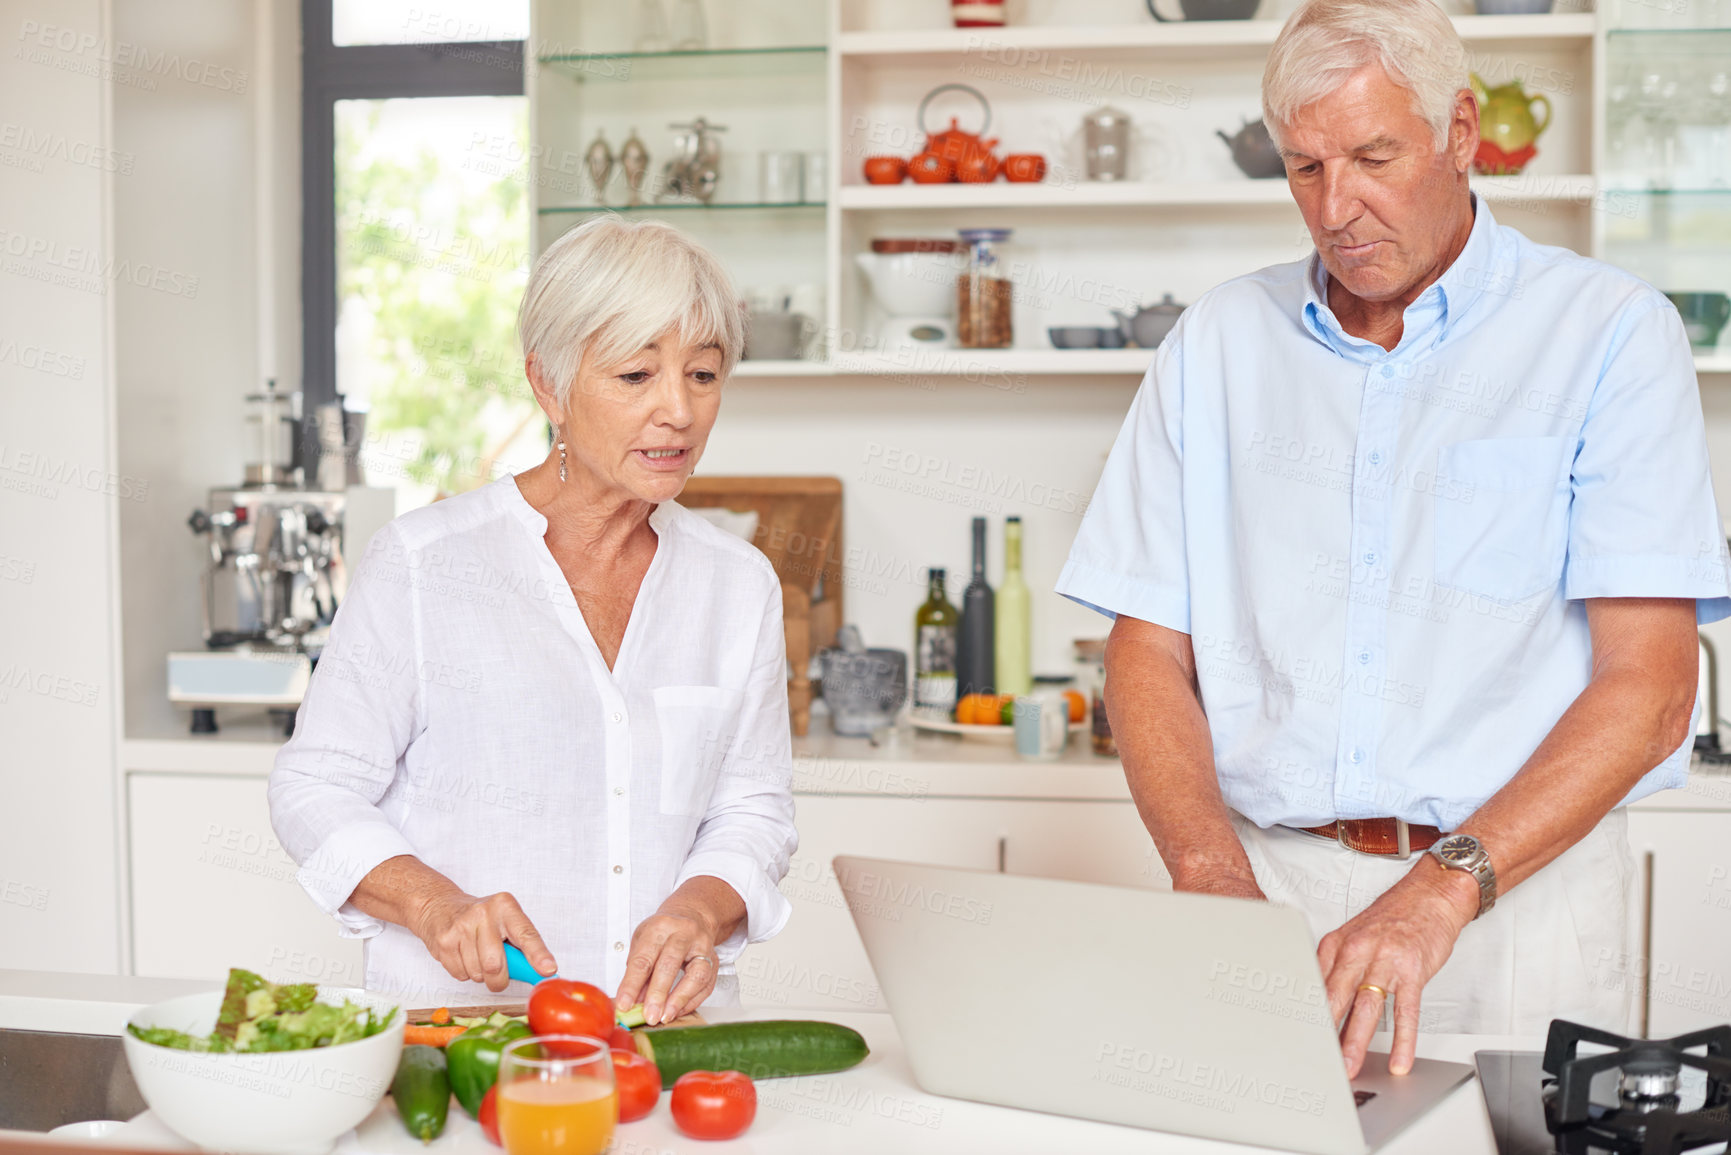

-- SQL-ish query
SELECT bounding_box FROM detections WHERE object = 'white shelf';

[732,358,833,377]
[1698,352,1731,375]
[832,348,1153,376]
[835,14,1594,58]
[838,175,1599,212]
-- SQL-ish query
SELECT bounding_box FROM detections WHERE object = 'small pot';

[908,152,955,183]
[1003,153,1047,182]
[863,156,907,185]
[1218,118,1285,179]
[1113,293,1187,349]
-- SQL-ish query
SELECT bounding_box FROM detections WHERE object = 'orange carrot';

[403,1023,467,1047]
[430,1007,451,1025]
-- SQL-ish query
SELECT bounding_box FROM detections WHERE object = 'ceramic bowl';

[862,155,907,185]
[123,988,403,1155]
[1048,326,1124,349]
[1004,154,1048,182]
[1474,0,1554,14]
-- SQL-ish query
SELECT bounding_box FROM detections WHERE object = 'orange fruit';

[1063,690,1086,724]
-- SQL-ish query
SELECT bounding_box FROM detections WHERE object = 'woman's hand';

[350,855,557,994]
[615,877,746,1024]
[410,887,558,994]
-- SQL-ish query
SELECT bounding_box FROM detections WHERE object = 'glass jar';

[1073,638,1115,757]
[956,227,1013,349]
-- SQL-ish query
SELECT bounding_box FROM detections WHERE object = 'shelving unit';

[527,2,1729,378]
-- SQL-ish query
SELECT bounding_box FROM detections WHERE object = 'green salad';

[129,967,396,1053]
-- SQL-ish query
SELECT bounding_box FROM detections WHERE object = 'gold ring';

[1358,983,1389,999]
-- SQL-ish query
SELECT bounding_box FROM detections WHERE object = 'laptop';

[835,856,1474,1155]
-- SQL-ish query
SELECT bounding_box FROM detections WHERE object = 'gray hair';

[1262,0,1468,153]
[517,215,745,410]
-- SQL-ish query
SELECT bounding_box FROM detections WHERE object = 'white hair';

[1262,0,1468,153]
[517,215,745,410]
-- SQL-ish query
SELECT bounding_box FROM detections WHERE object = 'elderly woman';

[269,217,796,1024]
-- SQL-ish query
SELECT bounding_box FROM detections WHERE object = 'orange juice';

[497,1075,617,1155]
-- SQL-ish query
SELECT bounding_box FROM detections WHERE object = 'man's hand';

[1318,858,1480,1078]
[408,886,557,994]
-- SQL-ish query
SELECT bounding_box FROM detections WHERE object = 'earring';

[556,426,567,483]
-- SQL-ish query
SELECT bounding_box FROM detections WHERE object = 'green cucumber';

[391,1044,451,1142]
[635,1020,869,1087]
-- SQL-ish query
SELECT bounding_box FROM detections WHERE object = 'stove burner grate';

[1539,1019,1731,1155]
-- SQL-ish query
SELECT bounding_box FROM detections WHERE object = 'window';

[304,0,541,507]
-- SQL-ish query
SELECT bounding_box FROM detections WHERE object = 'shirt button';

[1363,552,1377,565]
[613,786,625,796]
[1368,452,1383,466]
[1358,650,1371,664]
[614,941,625,951]
[1350,748,1364,764]
[1380,365,1394,378]
[613,865,623,874]
[611,712,623,724]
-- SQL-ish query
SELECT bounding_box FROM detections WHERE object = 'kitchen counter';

[0,971,213,1036]
[124,710,1731,809]
[0,986,1525,1155]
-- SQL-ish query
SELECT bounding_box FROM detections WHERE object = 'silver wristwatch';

[1428,834,1497,919]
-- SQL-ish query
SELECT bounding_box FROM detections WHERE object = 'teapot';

[1471,73,1550,175]
[1217,118,1285,179]
[1113,294,1187,349]
[910,83,1000,183]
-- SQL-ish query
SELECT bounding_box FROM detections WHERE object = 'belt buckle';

[1336,818,1413,860]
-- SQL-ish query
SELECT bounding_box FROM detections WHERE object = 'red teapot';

[910,83,1001,183]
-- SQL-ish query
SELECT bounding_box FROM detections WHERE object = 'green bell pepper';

[446,1017,532,1117]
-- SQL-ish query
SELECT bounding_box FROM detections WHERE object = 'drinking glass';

[496,1035,617,1155]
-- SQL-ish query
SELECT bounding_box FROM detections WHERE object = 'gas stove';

[1477,1020,1731,1155]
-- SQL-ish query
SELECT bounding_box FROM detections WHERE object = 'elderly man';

[1058,0,1730,1077]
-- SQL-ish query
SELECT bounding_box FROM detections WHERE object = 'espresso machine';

[167,381,395,734]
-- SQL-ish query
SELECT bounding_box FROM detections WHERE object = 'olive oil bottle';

[913,568,959,712]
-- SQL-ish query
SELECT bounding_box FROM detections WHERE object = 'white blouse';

[268,476,798,1007]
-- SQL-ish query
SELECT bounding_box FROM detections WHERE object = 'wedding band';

[685,954,715,969]
[1358,983,1389,999]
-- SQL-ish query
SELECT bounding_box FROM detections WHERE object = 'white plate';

[908,711,1087,742]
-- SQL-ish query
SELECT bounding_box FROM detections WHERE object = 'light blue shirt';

[1057,199,1731,831]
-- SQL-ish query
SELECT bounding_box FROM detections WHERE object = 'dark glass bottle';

[955,517,996,702]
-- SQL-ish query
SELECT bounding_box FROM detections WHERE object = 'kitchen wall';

[114,0,298,741]
[0,0,125,973]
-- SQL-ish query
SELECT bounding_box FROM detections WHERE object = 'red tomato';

[527,979,615,1040]
[478,1084,501,1147]
[610,1048,661,1123]
[608,1025,637,1052]
[670,1070,756,1141]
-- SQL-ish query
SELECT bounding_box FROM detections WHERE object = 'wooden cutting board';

[408,1001,707,1027]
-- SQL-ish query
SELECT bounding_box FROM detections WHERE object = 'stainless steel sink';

[0,1028,144,1132]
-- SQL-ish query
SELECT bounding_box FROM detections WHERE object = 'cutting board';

[408,1002,707,1027]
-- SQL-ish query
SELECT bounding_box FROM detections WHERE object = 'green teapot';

[1470,73,1551,175]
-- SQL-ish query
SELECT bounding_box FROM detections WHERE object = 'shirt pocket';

[653,685,746,817]
[1434,435,1571,602]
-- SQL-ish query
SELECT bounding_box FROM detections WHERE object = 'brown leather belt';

[1295,818,1445,858]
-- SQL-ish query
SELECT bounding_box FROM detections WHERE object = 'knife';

[503,942,558,986]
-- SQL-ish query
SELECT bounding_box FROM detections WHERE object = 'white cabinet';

[740,796,1160,1012]
[1625,808,1731,1036]
[128,773,363,986]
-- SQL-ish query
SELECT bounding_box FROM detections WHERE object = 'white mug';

[1013,692,1069,760]
[759,151,804,205]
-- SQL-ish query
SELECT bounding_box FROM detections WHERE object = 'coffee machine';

[167,381,395,734]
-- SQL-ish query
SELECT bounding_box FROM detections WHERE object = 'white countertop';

[0,970,215,1035]
[0,995,1528,1155]
[123,710,1731,810]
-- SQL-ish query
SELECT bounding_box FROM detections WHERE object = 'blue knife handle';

[503,942,556,985]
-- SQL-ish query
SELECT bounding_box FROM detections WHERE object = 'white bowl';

[855,250,958,317]
[123,987,403,1155]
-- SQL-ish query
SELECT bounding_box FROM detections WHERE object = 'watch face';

[1437,836,1479,865]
